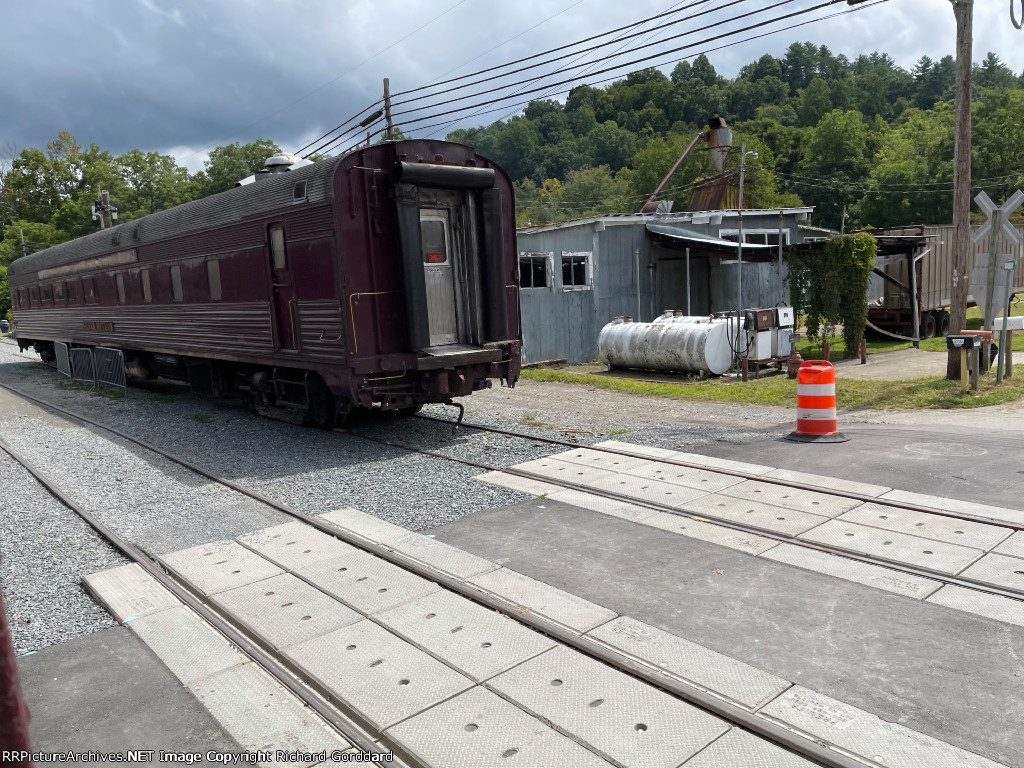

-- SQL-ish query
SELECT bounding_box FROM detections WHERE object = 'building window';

[207,260,222,301]
[116,273,126,304]
[141,269,152,303]
[170,265,183,302]
[561,251,592,290]
[518,253,551,289]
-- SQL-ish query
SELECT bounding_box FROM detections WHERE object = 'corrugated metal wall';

[517,213,802,364]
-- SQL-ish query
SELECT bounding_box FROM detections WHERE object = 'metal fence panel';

[94,347,127,396]
[69,347,95,387]
[54,341,71,378]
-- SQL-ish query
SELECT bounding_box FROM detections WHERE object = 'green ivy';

[787,232,877,355]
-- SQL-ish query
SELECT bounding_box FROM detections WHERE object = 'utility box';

[776,307,795,327]
[745,309,776,330]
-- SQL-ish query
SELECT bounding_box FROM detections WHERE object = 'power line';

[397,0,889,137]
[390,0,796,115]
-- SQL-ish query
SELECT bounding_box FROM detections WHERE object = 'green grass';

[796,336,910,361]
[192,412,213,423]
[55,380,125,400]
[520,367,1024,411]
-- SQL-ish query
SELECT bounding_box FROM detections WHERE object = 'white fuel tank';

[598,314,734,375]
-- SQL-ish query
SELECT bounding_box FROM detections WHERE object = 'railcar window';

[518,255,550,289]
[141,269,152,303]
[170,265,183,302]
[85,279,97,304]
[293,181,307,201]
[41,284,52,306]
[270,227,287,270]
[54,282,66,303]
[421,220,449,264]
[116,273,126,304]
[207,260,222,301]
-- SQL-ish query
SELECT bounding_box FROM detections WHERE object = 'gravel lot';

[0,340,782,654]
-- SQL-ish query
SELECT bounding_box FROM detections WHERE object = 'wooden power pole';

[947,0,973,380]
[383,78,395,141]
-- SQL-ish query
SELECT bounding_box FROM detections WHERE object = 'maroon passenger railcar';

[9,140,521,426]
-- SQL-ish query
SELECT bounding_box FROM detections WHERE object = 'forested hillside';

[2,41,1024,317]
[448,43,1024,230]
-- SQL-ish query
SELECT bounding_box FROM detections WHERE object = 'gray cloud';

[2,0,1021,171]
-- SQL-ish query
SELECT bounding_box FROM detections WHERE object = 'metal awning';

[645,222,778,260]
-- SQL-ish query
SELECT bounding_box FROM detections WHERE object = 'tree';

[797,109,877,229]
[198,139,281,196]
[796,79,832,127]
[974,52,1017,90]
[0,220,67,267]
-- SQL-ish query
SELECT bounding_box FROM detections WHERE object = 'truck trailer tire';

[921,313,937,339]
[938,310,951,337]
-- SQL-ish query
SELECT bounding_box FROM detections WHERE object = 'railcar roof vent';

[236,152,315,186]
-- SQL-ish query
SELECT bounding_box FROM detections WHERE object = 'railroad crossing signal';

[971,189,1023,329]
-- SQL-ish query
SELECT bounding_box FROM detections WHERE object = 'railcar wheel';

[397,404,423,417]
[305,375,336,429]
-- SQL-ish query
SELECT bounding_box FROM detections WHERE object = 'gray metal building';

[516,208,815,364]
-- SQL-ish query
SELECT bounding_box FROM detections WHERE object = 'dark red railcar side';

[8,140,521,425]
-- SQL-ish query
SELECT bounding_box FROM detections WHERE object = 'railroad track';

[0,379,1020,766]
[0,379,926,768]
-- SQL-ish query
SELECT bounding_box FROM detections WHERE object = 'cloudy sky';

[2,0,1022,171]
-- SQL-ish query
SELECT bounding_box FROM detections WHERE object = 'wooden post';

[383,78,394,141]
[860,337,867,364]
[741,357,749,382]
[823,340,830,361]
[1007,330,1014,378]
[947,0,973,380]
[970,348,980,391]
[960,348,969,394]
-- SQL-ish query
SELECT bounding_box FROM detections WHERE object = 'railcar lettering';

[84,321,115,332]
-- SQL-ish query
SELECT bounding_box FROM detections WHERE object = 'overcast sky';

[2,0,1022,172]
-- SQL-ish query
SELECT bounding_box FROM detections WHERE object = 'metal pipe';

[685,247,691,315]
[641,131,704,211]
[736,143,746,367]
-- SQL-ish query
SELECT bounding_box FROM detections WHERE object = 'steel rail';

[0,378,1020,600]
[415,413,1024,532]
[0,420,867,768]
[0,379,1015,766]
[354,431,1024,603]
[0,437,391,767]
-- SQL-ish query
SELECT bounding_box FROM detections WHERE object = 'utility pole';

[383,78,395,141]
[18,228,26,259]
[92,187,118,230]
[947,0,973,380]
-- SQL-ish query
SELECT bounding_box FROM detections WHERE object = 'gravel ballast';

[0,340,784,654]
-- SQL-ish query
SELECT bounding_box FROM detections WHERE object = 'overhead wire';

[301,0,716,156]
[310,0,888,158]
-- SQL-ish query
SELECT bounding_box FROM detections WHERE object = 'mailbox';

[946,334,982,350]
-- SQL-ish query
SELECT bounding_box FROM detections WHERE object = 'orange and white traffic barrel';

[786,360,849,443]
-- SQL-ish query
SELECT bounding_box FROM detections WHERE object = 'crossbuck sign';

[971,189,1023,329]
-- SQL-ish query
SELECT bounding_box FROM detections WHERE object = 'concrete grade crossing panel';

[880,489,1024,527]
[679,495,828,537]
[926,585,1024,628]
[472,470,565,496]
[720,481,860,518]
[511,456,615,486]
[211,572,362,651]
[489,646,728,768]
[284,619,474,732]
[319,506,409,543]
[760,543,942,600]
[682,729,817,768]
[128,604,249,686]
[82,563,181,621]
[667,451,775,476]
[763,468,890,498]
[593,440,681,460]
[628,461,745,493]
[297,551,441,616]
[237,521,355,571]
[386,686,610,768]
[584,473,710,508]
[547,489,661,523]
[468,568,618,634]
[638,512,780,555]
[759,687,1010,768]
[551,447,654,473]
[956,552,1024,590]
[994,531,1024,559]
[188,663,352,766]
[159,539,284,596]
[838,503,1011,551]
[587,617,791,711]
[373,590,557,682]
[797,520,985,575]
